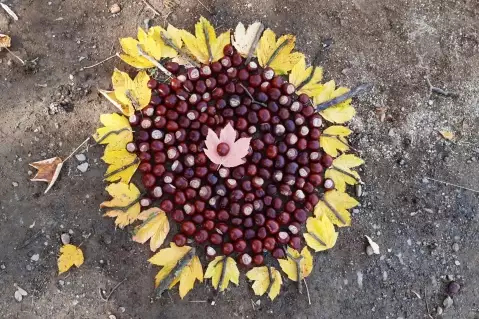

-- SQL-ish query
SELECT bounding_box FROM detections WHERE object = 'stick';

[195,0,213,13]
[63,137,91,162]
[105,277,128,301]
[141,0,161,16]
[423,177,479,194]
[136,45,173,78]
[239,83,267,107]
[160,34,200,68]
[104,158,140,179]
[321,134,360,153]
[203,23,213,63]
[103,195,142,212]
[425,76,458,98]
[156,248,196,297]
[303,278,311,305]
[5,47,25,65]
[265,38,290,67]
[285,250,303,294]
[266,266,274,296]
[94,128,131,144]
[81,54,117,70]
[316,83,372,112]
[217,256,228,292]
[321,195,347,225]
[245,24,265,65]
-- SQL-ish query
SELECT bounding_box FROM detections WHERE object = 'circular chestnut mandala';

[96,18,366,300]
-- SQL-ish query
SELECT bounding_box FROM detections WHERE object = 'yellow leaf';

[325,154,364,192]
[0,33,11,48]
[205,256,239,291]
[304,215,338,251]
[278,247,313,281]
[107,69,151,116]
[132,208,170,252]
[320,125,352,157]
[145,24,184,60]
[246,266,283,300]
[313,190,359,227]
[181,17,231,64]
[256,29,304,75]
[289,56,323,97]
[439,130,455,141]
[119,37,154,68]
[102,148,139,183]
[58,244,84,274]
[93,113,132,152]
[231,22,264,56]
[313,81,356,123]
[150,244,202,298]
[100,182,141,228]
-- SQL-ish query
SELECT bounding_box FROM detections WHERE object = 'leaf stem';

[285,250,303,294]
[265,38,290,67]
[63,137,91,162]
[321,196,347,225]
[160,33,200,68]
[136,44,173,78]
[203,23,213,63]
[104,194,142,212]
[330,166,361,183]
[266,266,274,297]
[155,248,196,298]
[321,134,359,153]
[245,24,265,65]
[316,83,372,112]
[104,158,140,179]
[308,232,326,246]
[217,256,227,292]
[296,66,317,92]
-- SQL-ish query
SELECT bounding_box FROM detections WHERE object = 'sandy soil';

[1,0,478,318]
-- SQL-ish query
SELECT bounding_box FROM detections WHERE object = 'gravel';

[77,162,89,173]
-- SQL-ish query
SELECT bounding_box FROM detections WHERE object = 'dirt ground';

[1,0,478,318]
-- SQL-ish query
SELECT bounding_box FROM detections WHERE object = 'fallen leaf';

[365,235,380,254]
[231,21,264,57]
[313,189,359,227]
[29,157,63,193]
[102,147,139,183]
[181,16,230,64]
[314,80,356,123]
[304,215,338,252]
[289,56,323,97]
[93,113,133,152]
[99,69,151,116]
[58,244,84,274]
[325,154,364,192]
[132,208,170,252]
[0,34,11,48]
[101,182,141,228]
[278,247,313,281]
[204,123,251,168]
[150,243,203,299]
[320,125,352,157]
[246,266,282,300]
[439,130,455,141]
[256,28,304,75]
[204,256,239,291]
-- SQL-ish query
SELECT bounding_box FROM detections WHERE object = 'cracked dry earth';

[0,0,478,318]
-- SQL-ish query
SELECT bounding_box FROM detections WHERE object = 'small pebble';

[118,306,126,313]
[454,260,461,266]
[61,233,71,245]
[59,280,65,286]
[77,162,89,173]
[26,264,32,271]
[448,281,461,294]
[0,264,5,270]
[366,245,374,256]
[12,182,19,187]
[443,296,453,309]
[75,153,86,162]
[436,306,443,315]
[109,3,121,14]
[452,242,459,252]
[30,254,39,262]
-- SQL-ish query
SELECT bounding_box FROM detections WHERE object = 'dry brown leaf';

[0,34,11,49]
[29,157,64,193]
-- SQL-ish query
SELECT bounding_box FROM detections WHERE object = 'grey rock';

[443,296,453,309]
[75,153,86,162]
[77,162,89,173]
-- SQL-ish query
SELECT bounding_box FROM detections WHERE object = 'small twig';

[245,24,265,65]
[217,256,228,292]
[321,134,360,153]
[136,45,173,78]
[195,0,213,13]
[266,266,274,296]
[104,158,140,179]
[316,83,372,112]
[189,300,207,303]
[101,277,128,301]
[94,128,131,144]
[239,83,267,107]
[265,38,290,67]
[81,54,117,70]
[103,194,142,212]
[63,137,91,162]
[285,250,303,294]
[321,195,347,225]
[160,34,200,68]
[424,177,479,194]
[203,23,213,63]
[1,3,19,20]
[141,0,161,16]
[16,230,42,249]
[4,47,25,65]
[156,248,195,297]
[424,287,433,319]
[303,278,311,305]
[331,166,361,183]
[425,76,458,98]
